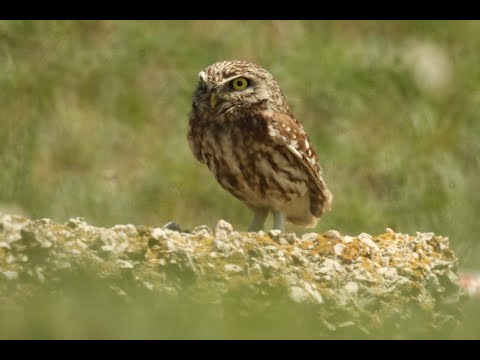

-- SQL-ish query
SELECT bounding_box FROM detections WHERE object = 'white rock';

[117,260,134,269]
[446,271,459,285]
[193,228,210,237]
[40,240,53,248]
[224,264,243,274]
[345,281,359,295]
[215,219,233,236]
[334,243,345,256]
[35,267,45,283]
[419,232,435,242]
[317,258,344,275]
[301,233,318,242]
[338,321,356,328]
[291,247,303,257]
[354,269,376,283]
[358,233,372,241]
[432,259,452,269]
[317,266,331,274]
[101,245,114,253]
[304,282,324,303]
[360,237,379,252]
[283,233,297,244]
[268,229,282,239]
[55,260,71,269]
[75,239,88,249]
[1,270,18,280]
[264,245,278,252]
[192,225,212,235]
[322,320,337,331]
[386,245,397,255]
[289,286,309,303]
[66,217,88,228]
[324,230,341,240]
[151,228,166,240]
[143,282,154,290]
[380,256,390,266]
[249,263,263,277]
[214,239,231,252]
[395,233,406,242]
[384,267,398,282]
[70,249,81,256]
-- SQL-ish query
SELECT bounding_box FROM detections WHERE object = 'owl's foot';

[248,210,268,232]
[273,211,285,232]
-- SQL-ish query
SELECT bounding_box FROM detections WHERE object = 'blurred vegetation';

[1,20,479,339]
[1,278,476,340]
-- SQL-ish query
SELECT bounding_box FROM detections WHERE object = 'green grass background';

[1,20,479,338]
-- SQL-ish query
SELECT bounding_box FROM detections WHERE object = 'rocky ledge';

[0,213,465,338]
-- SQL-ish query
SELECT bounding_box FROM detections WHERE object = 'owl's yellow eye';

[231,77,249,91]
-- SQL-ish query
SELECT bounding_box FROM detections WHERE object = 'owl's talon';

[248,210,268,232]
[273,211,285,232]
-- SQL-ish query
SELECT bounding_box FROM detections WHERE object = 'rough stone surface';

[0,213,465,335]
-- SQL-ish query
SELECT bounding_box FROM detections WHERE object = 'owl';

[188,60,332,232]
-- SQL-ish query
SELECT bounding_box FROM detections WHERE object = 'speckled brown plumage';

[188,60,332,231]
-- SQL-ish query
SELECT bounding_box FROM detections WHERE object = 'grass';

[1,20,479,339]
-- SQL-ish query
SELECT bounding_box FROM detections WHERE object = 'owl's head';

[192,60,289,116]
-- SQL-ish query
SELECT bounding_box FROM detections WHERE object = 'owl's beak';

[210,93,217,109]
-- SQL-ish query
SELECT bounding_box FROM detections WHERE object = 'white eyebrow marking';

[198,71,207,82]
[220,75,247,85]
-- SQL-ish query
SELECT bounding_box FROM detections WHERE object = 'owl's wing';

[187,111,206,164]
[261,111,333,216]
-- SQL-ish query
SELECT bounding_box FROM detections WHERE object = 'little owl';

[188,60,332,231]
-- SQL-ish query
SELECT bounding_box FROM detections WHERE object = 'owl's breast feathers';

[187,109,332,221]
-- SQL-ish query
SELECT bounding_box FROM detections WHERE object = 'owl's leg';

[273,211,285,232]
[248,209,268,232]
